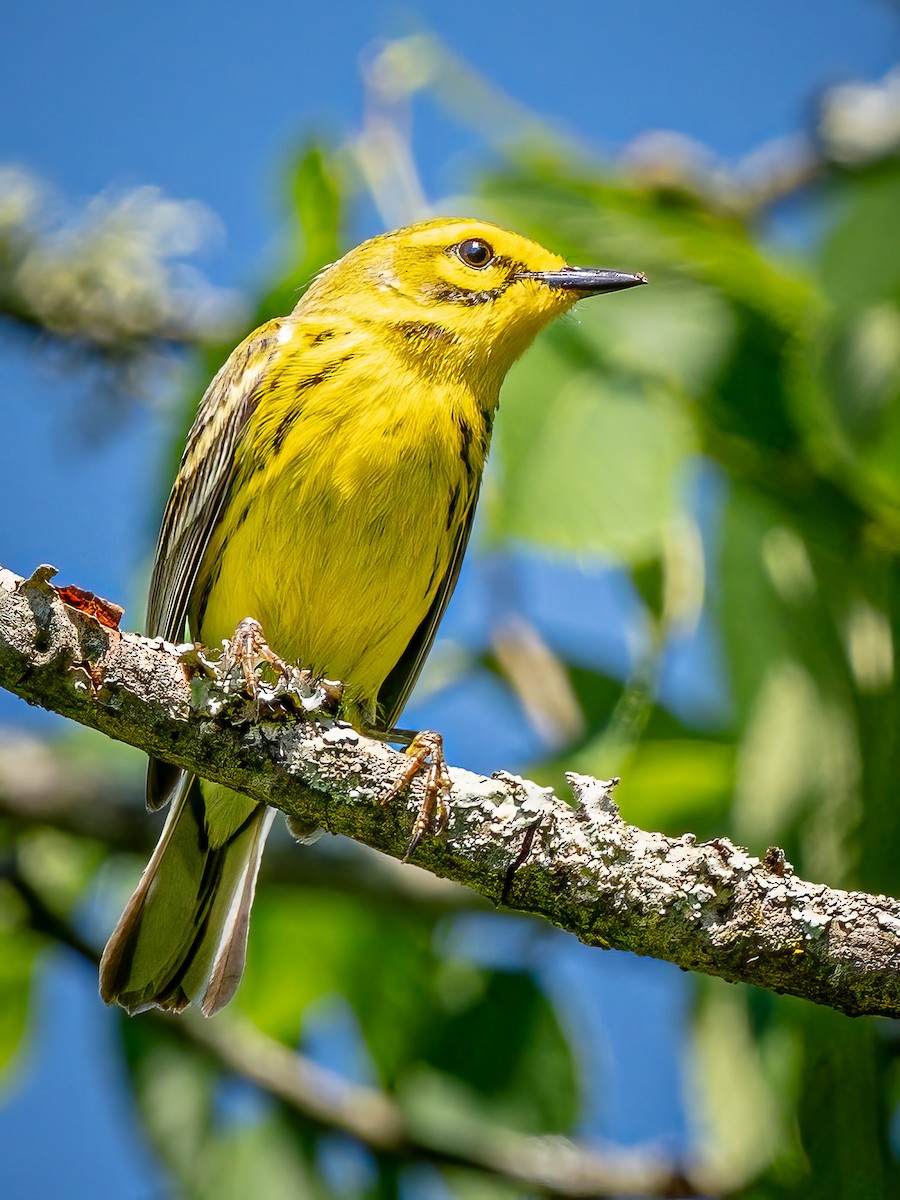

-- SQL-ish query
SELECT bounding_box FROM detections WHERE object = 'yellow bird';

[99,218,645,1016]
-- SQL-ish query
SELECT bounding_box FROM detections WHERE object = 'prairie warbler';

[100,218,645,1015]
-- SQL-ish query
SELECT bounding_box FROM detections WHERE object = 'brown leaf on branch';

[56,582,124,630]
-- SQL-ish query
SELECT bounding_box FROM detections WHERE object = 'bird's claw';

[214,618,343,715]
[219,618,293,698]
[381,730,452,860]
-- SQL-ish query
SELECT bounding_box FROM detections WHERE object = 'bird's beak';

[514,266,647,294]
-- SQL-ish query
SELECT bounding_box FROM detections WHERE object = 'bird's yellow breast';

[194,324,490,719]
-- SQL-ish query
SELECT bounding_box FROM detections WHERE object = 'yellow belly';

[195,376,478,718]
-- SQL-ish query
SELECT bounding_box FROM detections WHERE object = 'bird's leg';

[214,618,344,713]
[218,617,294,697]
[369,727,452,861]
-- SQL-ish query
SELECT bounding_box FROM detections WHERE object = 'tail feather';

[186,803,275,1016]
[99,777,274,1016]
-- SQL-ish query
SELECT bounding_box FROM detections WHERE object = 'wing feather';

[146,321,284,641]
[145,320,284,810]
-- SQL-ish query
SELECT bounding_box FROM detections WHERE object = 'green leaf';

[239,889,370,1045]
[574,275,737,394]
[490,347,692,562]
[416,968,578,1133]
[0,888,39,1082]
[716,485,795,723]
[261,142,348,317]
[818,164,900,316]
[120,1018,216,1184]
[606,738,735,834]
[688,983,790,1190]
[240,884,437,1086]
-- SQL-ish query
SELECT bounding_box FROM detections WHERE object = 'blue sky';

[0,3,897,1196]
[3,1,897,285]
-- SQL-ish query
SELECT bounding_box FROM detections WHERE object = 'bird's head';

[301,217,646,392]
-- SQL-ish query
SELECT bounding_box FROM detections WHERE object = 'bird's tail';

[99,778,274,1016]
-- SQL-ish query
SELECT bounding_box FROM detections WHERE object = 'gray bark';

[2,563,899,1019]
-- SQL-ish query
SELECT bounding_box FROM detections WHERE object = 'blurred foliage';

[3,38,900,1200]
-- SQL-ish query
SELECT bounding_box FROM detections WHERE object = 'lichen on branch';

[2,562,899,1019]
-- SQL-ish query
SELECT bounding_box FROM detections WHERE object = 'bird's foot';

[219,617,293,697]
[207,618,343,716]
[380,730,451,861]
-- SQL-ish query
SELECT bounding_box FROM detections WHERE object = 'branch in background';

[187,1013,704,1198]
[2,563,900,1019]
[0,730,143,840]
[0,166,241,359]
[3,859,708,1199]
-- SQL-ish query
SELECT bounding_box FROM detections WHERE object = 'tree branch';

[0,732,480,911]
[2,563,900,1019]
[184,1012,703,1197]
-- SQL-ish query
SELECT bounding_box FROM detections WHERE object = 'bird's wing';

[147,321,284,642]
[146,320,283,810]
[377,484,481,733]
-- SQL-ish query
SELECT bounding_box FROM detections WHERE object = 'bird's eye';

[456,238,494,269]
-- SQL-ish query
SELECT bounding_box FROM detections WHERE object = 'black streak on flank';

[268,354,356,459]
[270,412,295,458]
[445,482,461,531]
[312,329,337,345]
[457,416,474,468]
